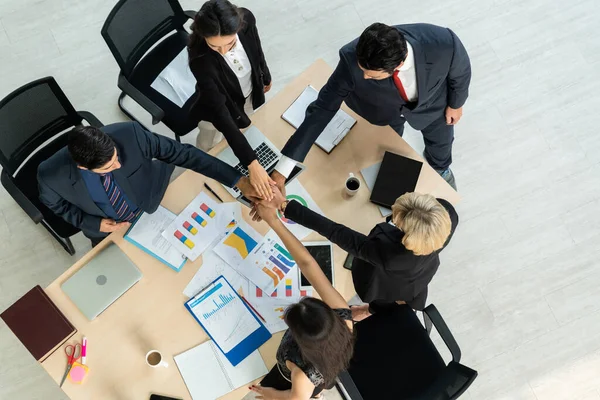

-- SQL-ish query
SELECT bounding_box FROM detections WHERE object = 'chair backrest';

[101,0,188,77]
[0,77,82,175]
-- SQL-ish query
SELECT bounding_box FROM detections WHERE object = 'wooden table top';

[40,59,459,400]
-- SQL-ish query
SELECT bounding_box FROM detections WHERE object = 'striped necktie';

[100,173,138,221]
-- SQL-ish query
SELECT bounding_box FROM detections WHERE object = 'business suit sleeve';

[437,198,459,251]
[280,52,355,162]
[191,68,257,166]
[285,200,384,266]
[38,177,102,233]
[248,12,271,85]
[446,28,471,109]
[131,122,242,188]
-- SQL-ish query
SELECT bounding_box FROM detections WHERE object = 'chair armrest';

[336,371,364,400]
[423,304,461,363]
[184,9,196,19]
[77,111,103,128]
[117,73,164,124]
[0,171,43,223]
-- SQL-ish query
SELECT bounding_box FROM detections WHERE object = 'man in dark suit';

[271,23,471,190]
[38,121,257,246]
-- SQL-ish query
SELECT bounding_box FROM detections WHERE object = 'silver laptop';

[216,126,305,206]
[61,243,142,320]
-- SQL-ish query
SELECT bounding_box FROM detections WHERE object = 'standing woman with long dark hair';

[248,201,355,399]
[188,0,274,200]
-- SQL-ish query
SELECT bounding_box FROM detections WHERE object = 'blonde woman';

[253,190,458,317]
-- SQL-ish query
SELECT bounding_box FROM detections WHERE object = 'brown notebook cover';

[1,285,77,362]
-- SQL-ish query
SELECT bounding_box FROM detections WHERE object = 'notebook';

[1,285,76,361]
[175,341,268,400]
[184,276,271,366]
[124,207,187,272]
[282,85,356,153]
[370,152,423,208]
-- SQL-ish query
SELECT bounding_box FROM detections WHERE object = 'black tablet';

[370,151,423,208]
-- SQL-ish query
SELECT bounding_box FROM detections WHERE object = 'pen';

[204,183,224,203]
[81,337,87,364]
[241,296,266,323]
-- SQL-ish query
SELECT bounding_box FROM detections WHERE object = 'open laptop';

[61,243,142,320]
[216,126,305,206]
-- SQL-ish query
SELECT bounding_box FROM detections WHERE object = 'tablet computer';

[300,241,334,290]
[370,151,423,208]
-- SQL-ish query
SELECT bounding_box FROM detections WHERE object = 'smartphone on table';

[343,253,354,271]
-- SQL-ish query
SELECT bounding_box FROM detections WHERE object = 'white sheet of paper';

[175,341,267,400]
[277,179,326,239]
[360,162,393,217]
[187,277,260,353]
[162,192,235,261]
[150,48,196,108]
[125,206,187,270]
[282,85,355,152]
[184,251,250,298]
[213,219,263,270]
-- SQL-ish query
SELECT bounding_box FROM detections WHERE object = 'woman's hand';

[249,384,288,400]
[250,202,279,225]
[248,160,275,201]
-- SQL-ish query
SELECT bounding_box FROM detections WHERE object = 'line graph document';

[183,251,250,298]
[187,277,260,353]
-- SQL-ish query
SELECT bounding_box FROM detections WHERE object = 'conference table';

[40,59,460,399]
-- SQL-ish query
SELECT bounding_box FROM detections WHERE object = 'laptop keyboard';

[232,142,278,193]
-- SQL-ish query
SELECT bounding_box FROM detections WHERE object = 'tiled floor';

[1,0,600,399]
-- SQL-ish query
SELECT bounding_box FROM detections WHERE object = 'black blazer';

[284,198,459,310]
[188,8,271,167]
[281,23,471,162]
[37,121,242,238]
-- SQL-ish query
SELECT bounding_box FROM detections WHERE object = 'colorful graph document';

[183,251,249,298]
[185,276,271,366]
[277,180,326,239]
[228,229,298,294]
[163,192,235,261]
[213,219,263,270]
[124,206,187,272]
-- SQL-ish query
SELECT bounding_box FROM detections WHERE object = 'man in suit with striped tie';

[38,121,258,246]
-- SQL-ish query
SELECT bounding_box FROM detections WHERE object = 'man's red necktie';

[393,70,409,102]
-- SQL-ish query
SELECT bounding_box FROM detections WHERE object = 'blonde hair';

[391,193,452,256]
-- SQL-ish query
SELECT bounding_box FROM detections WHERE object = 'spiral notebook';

[175,341,267,400]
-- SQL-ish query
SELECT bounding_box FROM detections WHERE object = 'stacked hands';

[236,169,287,205]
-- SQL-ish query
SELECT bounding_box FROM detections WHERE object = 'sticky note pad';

[69,362,89,384]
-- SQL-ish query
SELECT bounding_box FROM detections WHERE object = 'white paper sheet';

[175,341,267,400]
[277,180,326,239]
[150,48,196,108]
[162,192,235,261]
[213,219,263,270]
[184,251,250,298]
[360,162,393,217]
[124,206,187,270]
[282,85,355,152]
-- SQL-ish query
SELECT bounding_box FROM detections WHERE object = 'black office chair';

[0,77,104,255]
[101,0,198,141]
[337,304,477,400]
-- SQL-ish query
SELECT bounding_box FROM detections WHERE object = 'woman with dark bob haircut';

[248,198,355,399]
[188,0,274,201]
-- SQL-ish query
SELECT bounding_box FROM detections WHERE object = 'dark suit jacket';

[188,8,271,167]
[284,198,459,310]
[37,121,242,238]
[281,23,471,162]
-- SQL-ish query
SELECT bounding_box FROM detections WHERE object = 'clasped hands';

[249,183,287,225]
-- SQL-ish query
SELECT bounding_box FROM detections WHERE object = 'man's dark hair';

[356,23,408,73]
[67,126,115,170]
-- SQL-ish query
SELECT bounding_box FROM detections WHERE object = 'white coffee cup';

[145,350,168,368]
[345,173,361,196]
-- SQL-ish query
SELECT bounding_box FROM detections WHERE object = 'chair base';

[117,92,181,142]
[41,220,75,256]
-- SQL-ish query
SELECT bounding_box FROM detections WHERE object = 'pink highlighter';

[81,337,87,364]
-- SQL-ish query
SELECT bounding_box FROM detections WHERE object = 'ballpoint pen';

[204,183,224,203]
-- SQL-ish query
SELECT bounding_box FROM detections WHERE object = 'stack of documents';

[282,85,356,153]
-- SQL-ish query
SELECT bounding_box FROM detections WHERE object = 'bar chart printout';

[188,277,260,353]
